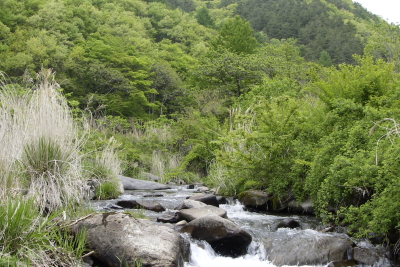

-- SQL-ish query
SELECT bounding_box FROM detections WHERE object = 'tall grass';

[85,137,123,199]
[0,198,87,267]
[0,69,85,211]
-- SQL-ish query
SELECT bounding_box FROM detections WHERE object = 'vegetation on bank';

[1,0,400,264]
[0,69,122,265]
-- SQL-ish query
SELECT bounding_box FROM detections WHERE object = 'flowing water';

[91,185,393,267]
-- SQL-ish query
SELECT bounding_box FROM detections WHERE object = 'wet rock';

[176,220,187,226]
[104,204,124,210]
[271,218,301,231]
[262,230,354,266]
[143,193,164,198]
[186,184,195,189]
[216,196,228,205]
[197,186,209,192]
[238,190,273,211]
[71,212,188,267]
[179,206,227,222]
[287,199,315,215]
[188,193,219,207]
[119,175,171,190]
[353,243,391,266]
[116,199,165,212]
[175,199,207,210]
[157,210,181,223]
[327,260,357,267]
[181,214,252,257]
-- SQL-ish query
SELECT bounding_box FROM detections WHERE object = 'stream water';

[91,186,393,267]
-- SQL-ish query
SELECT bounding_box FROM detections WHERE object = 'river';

[92,185,394,267]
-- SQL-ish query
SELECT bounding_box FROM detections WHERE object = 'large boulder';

[71,212,188,267]
[352,243,392,266]
[119,175,171,190]
[262,230,354,266]
[238,190,273,211]
[188,193,219,207]
[116,199,165,212]
[181,214,252,257]
[179,206,227,222]
[175,199,207,210]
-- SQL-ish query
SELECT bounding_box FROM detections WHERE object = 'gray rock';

[288,199,315,214]
[197,186,209,192]
[271,218,301,231]
[216,196,228,205]
[116,199,165,212]
[119,175,171,190]
[238,190,273,211]
[262,230,354,266]
[175,199,207,210]
[176,220,188,226]
[179,206,227,222]
[181,214,252,257]
[71,212,188,267]
[157,210,181,223]
[104,204,124,210]
[143,193,164,198]
[327,260,357,267]
[188,193,219,207]
[353,245,391,266]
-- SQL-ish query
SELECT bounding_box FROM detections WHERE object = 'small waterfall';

[92,186,395,267]
[182,200,328,267]
[184,238,272,267]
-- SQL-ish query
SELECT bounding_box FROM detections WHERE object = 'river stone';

[188,193,219,207]
[175,199,207,210]
[238,190,273,211]
[271,218,301,231]
[353,246,391,266]
[119,175,171,190]
[262,230,354,266]
[216,196,228,205]
[71,212,188,267]
[181,214,252,257]
[197,186,209,192]
[157,210,181,223]
[116,199,165,212]
[327,260,357,267]
[287,199,315,214]
[179,206,227,222]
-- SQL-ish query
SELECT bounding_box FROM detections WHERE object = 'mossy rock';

[238,190,273,211]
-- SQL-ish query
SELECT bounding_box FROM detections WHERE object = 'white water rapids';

[183,201,326,267]
[94,187,392,267]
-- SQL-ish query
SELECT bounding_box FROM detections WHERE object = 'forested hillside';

[1,0,400,256]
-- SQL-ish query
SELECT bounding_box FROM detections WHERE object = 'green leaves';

[211,15,258,55]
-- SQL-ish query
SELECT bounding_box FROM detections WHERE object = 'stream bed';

[90,185,394,267]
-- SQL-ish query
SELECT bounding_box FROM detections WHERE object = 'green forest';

[1,0,400,264]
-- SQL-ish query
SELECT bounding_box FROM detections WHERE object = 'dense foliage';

[1,0,400,257]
